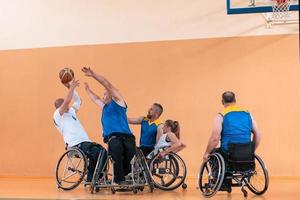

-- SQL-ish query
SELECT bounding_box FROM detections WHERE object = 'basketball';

[59,68,74,84]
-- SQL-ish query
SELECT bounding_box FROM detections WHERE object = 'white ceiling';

[0,0,298,50]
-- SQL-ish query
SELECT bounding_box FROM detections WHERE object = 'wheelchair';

[55,145,154,194]
[147,148,187,191]
[198,143,269,198]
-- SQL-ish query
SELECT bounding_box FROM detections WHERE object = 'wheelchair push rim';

[198,153,225,197]
[55,148,88,190]
[150,152,187,191]
[246,154,269,195]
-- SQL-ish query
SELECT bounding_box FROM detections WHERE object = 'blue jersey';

[140,117,161,148]
[101,99,132,138]
[220,105,252,152]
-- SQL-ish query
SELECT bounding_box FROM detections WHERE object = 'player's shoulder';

[53,109,60,117]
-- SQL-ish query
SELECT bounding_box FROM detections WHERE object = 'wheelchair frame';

[55,146,154,194]
[198,152,269,198]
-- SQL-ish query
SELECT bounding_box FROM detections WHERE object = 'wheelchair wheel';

[150,153,187,191]
[136,148,155,192]
[246,154,269,195]
[198,153,225,197]
[56,148,88,190]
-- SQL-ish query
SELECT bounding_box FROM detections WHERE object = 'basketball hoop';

[262,0,299,27]
[272,0,291,20]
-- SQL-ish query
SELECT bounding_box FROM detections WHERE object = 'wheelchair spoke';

[159,176,166,185]
[61,171,79,181]
[75,157,83,170]
[61,157,70,181]
[67,156,78,170]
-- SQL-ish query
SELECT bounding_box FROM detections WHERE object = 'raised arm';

[251,114,261,151]
[72,90,81,112]
[84,82,104,108]
[203,114,223,161]
[82,67,125,107]
[127,116,144,124]
[59,79,80,115]
[62,82,81,112]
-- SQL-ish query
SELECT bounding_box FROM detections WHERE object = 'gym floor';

[0,177,299,200]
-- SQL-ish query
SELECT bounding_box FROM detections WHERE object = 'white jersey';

[155,134,171,150]
[53,107,91,147]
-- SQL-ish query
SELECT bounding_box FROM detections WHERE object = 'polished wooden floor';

[0,177,299,200]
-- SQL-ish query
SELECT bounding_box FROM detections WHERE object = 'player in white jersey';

[153,120,186,158]
[53,79,106,182]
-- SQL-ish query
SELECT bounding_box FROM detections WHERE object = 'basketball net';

[272,0,291,20]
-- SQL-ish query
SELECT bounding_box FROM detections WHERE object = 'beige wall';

[0,0,298,50]
[0,34,299,177]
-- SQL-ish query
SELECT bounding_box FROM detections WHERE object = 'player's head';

[102,90,112,104]
[163,120,180,139]
[147,103,163,120]
[222,91,236,106]
[54,98,65,109]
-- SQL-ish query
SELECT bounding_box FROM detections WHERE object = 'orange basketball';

[59,68,74,84]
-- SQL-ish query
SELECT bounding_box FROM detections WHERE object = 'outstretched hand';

[70,79,80,90]
[63,82,70,88]
[82,67,94,77]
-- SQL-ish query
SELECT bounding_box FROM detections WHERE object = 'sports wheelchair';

[147,148,187,190]
[198,143,269,198]
[55,145,154,194]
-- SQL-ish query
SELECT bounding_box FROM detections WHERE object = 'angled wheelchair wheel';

[90,150,108,194]
[150,153,187,191]
[135,148,155,192]
[246,154,269,195]
[56,148,88,190]
[198,153,225,198]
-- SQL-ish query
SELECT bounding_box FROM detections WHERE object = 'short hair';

[54,98,64,109]
[153,103,163,117]
[222,91,236,104]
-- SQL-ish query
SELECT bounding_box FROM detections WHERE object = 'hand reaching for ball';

[70,79,80,90]
[82,67,94,77]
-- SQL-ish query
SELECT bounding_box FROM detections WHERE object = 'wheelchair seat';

[227,143,255,172]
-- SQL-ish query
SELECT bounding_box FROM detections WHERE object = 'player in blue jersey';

[82,67,135,185]
[128,103,164,156]
[203,91,261,161]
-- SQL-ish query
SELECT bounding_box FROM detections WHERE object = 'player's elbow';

[210,135,220,146]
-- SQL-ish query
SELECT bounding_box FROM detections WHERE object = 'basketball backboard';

[227,0,299,14]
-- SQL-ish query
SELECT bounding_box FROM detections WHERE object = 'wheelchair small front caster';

[182,183,187,189]
[227,186,232,193]
[133,187,138,194]
[139,186,144,191]
[241,187,248,198]
[111,188,116,194]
